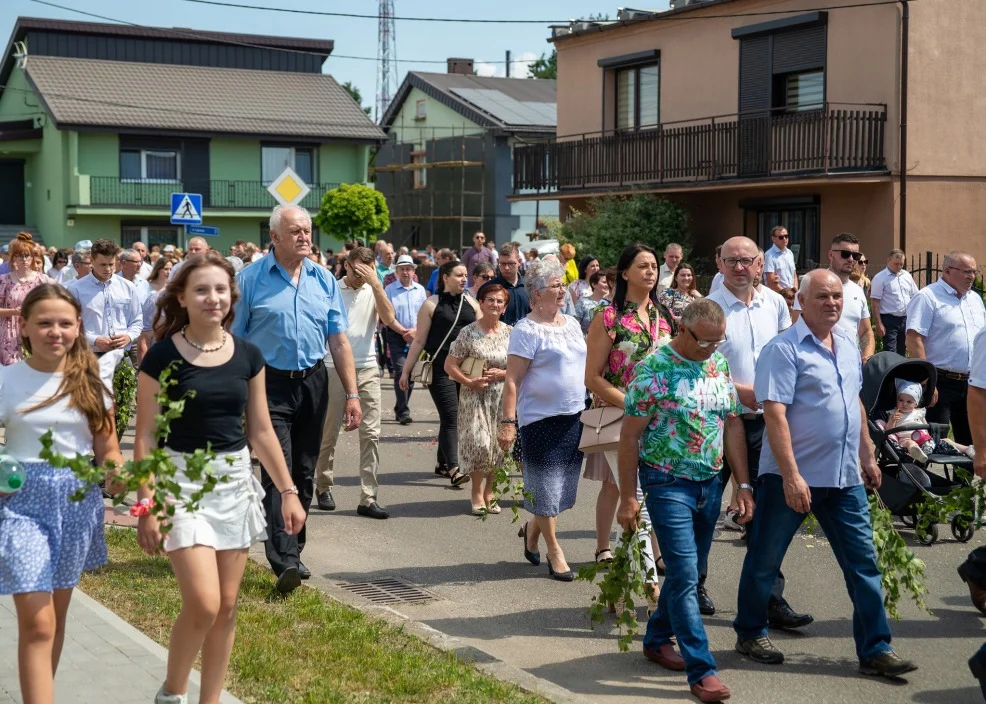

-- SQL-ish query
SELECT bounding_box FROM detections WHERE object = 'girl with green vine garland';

[0,284,126,704]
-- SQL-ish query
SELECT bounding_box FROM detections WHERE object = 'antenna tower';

[375,0,398,122]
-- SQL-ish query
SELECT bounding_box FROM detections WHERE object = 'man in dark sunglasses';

[794,233,874,361]
[763,226,798,293]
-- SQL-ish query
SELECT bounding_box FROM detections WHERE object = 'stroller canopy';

[861,352,937,416]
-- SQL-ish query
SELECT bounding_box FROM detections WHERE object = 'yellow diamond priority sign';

[267,166,311,206]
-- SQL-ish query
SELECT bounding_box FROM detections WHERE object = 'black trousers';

[716,415,788,608]
[427,368,460,470]
[385,328,413,417]
[260,365,329,576]
[879,313,907,356]
[927,375,972,446]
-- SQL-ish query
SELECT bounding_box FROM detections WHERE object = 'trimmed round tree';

[314,183,390,244]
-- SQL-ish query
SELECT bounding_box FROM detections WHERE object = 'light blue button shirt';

[755,317,863,489]
[763,244,797,289]
[66,273,143,345]
[385,280,428,329]
[231,254,349,371]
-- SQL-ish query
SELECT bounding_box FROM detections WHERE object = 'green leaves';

[112,360,137,441]
[314,183,390,244]
[477,455,531,523]
[869,493,928,620]
[40,360,227,546]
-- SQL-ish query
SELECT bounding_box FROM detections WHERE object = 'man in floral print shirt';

[617,299,755,704]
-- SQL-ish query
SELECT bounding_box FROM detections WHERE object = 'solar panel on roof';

[449,88,555,127]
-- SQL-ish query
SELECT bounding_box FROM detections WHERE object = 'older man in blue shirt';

[233,204,362,594]
[734,269,917,678]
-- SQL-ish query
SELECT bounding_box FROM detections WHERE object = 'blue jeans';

[640,465,723,685]
[734,475,893,661]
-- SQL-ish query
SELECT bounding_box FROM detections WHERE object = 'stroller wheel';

[901,513,917,528]
[952,516,976,543]
[916,523,939,545]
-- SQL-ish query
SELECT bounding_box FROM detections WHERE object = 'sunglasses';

[774,234,790,240]
[832,250,863,261]
[859,260,868,265]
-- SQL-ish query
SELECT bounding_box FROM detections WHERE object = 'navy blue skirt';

[519,413,584,517]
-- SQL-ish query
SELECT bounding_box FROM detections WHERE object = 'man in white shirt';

[168,236,209,280]
[763,226,798,293]
[794,233,874,360]
[657,242,683,294]
[705,237,811,629]
[869,248,918,356]
[116,248,152,305]
[314,247,401,520]
[132,241,153,280]
[906,250,985,445]
[384,255,428,424]
[66,239,142,391]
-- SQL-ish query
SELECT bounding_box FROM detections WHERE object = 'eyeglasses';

[946,266,978,277]
[12,254,33,260]
[685,326,726,349]
[541,283,565,291]
[476,273,494,281]
[832,250,863,261]
[722,257,756,268]
[859,260,868,265]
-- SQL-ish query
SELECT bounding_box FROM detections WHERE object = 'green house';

[0,17,385,252]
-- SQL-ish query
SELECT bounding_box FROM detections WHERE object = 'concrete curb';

[305,574,596,704]
[74,590,244,704]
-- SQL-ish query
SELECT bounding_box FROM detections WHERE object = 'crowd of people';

[2,206,986,704]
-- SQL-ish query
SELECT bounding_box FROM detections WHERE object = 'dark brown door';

[0,160,25,225]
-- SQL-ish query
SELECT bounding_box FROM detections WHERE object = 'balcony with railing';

[513,103,888,194]
[83,177,340,211]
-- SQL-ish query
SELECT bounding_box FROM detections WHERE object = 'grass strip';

[81,529,549,704]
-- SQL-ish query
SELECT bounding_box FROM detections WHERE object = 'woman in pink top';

[0,236,51,365]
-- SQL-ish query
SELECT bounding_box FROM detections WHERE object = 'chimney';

[447,58,474,75]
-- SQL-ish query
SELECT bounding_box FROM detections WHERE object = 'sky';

[1,0,671,120]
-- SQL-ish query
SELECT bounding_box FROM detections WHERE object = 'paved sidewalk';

[0,591,242,704]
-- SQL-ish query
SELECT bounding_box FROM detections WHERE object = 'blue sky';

[1,1,670,118]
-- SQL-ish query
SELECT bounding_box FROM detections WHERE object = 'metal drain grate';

[338,578,438,604]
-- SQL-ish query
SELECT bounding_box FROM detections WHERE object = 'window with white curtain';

[120,149,180,182]
[262,146,315,185]
[616,63,660,130]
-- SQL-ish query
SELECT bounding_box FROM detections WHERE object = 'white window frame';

[120,149,181,184]
[261,145,316,185]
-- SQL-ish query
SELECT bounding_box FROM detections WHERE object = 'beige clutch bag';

[459,356,486,379]
[578,406,624,453]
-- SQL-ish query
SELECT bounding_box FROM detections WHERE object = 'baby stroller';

[862,352,976,545]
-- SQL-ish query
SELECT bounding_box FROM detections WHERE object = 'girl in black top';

[399,261,479,487]
[135,251,305,704]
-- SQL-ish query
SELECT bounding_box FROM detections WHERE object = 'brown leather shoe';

[643,643,685,671]
[690,675,731,702]
[959,566,986,616]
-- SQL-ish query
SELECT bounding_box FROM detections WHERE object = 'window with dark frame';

[120,149,180,182]
[261,145,316,185]
[616,63,659,130]
[751,205,820,271]
[772,69,824,112]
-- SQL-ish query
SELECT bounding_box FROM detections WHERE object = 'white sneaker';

[908,444,929,464]
[155,686,188,704]
[724,508,744,532]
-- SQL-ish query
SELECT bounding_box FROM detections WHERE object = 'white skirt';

[163,446,267,553]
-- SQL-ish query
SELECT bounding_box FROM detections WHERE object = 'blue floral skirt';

[519,413,584,517]
[0,463,106,594]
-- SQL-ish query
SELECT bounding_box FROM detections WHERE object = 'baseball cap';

[74,239,93,251]
[396,255,415,267]
[163,244,176,253]
[0,245,7,254]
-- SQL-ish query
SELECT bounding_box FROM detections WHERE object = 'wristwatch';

[345,393,360,400]
[738,483,754,492]
[280,485,299,496]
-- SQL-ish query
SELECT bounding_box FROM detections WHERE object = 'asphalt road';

[257,383,986,704]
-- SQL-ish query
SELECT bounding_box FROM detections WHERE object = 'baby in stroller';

[876,379,975,464]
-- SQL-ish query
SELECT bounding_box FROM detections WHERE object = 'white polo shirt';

[870,267,918,317]
[794,276,870,341]
[906,278,986,374]
[326,279,379,370]
[763,245,797,289]
[707,284,791,413]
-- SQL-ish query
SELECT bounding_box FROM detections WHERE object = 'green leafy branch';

[576,507,653,652]
[914,467,983,540]
[112,360,137,440]
[40,361,229,541]
[477,455,533,523]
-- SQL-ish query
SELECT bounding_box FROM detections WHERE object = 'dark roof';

[381,72,556,135]
[550,0,746,43]
[24,56,386,142]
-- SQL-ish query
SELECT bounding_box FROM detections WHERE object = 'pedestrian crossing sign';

[170,193,203,225]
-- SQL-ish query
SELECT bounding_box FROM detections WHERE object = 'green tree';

[314,183,390,244]
[560,193,690,267]
[528,50,557,79]
[341,80,372,116]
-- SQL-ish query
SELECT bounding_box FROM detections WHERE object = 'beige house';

[511,0,986,269]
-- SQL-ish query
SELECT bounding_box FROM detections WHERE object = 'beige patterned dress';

[449,321,512,475]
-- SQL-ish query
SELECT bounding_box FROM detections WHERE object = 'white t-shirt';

[507,316,586,427]
[795,277,870,340]
[326,279,378,369]
[0,362,111,463]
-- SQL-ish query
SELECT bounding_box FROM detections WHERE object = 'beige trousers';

[314,366,381,506]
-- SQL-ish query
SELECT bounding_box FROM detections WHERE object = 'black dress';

[423,292,476,472]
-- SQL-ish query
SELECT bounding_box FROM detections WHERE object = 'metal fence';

[908,250,985,296]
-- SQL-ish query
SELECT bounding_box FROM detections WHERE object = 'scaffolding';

[373,128,488,253]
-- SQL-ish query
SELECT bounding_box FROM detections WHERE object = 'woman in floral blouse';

[0,237,51,365]
[584,243,675,608]
[658,262,703,321]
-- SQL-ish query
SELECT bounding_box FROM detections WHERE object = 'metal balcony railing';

[513,103,888,193]
[87,178,340,210]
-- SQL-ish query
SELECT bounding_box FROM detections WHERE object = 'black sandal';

[449,468,470,487]
[594,548,614,564]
